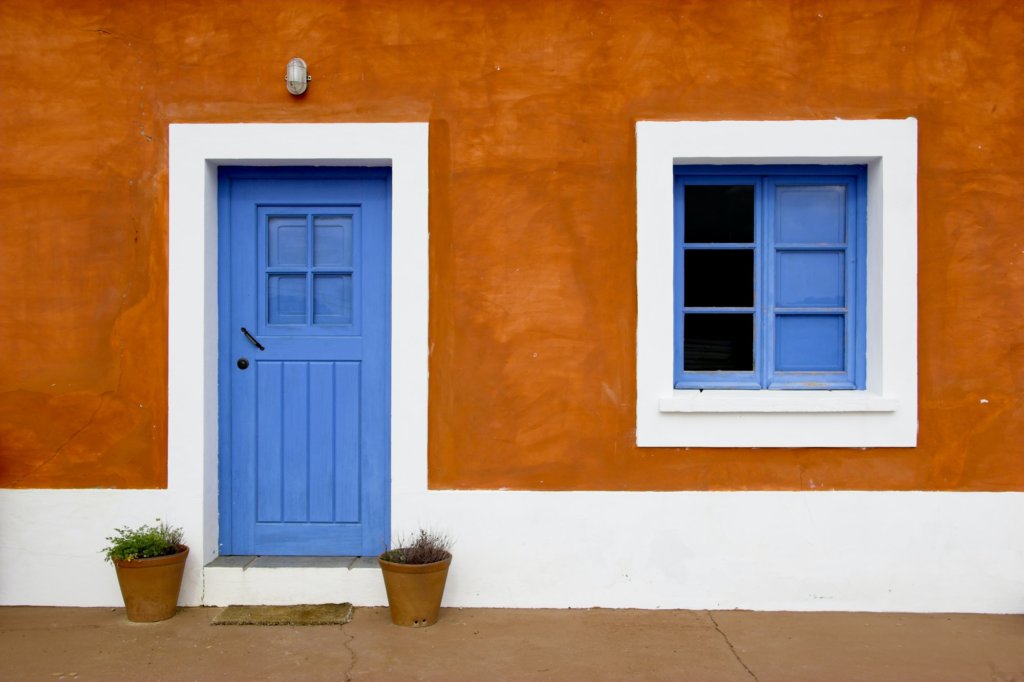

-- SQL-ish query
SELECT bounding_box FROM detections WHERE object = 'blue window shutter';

[765,177,860,389]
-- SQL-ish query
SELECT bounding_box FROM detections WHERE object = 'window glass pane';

[314,216,353,267]
[268,216,308,267]
[776,186,845,244]
[684,313,753,371]
[313,275,353,325]
[775,314,845,371]
[684,250,754,307]
[684,185,754,243]
[777,251,845,307]
[269,275,307,324]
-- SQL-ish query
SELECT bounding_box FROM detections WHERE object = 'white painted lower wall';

[2,489,1022,613]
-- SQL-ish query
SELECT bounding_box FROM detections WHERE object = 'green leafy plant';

[103,520,185,563]
[380,529,452,565]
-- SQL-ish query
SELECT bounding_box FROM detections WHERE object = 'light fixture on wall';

[286,58,310,96]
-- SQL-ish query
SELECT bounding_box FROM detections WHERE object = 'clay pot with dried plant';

[103,520,189,623]
[378,530,453,627]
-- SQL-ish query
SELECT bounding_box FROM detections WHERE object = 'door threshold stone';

[203,555,384,606]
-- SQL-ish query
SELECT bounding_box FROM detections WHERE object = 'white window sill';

[660,391,899,414]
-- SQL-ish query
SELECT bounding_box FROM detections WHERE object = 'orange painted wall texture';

[1,0,1022,491]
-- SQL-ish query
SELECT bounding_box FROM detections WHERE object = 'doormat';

[211,603,353,626]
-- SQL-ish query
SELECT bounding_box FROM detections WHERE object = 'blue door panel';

[218,167,390,556]
[256,362,284,522]
[281,362,310,522]
[307,362,335,523]
[333,362,362,522]
[255,524,364,554]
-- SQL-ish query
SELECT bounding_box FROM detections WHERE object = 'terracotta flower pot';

[378,554,451,627]
[113,547,189,622]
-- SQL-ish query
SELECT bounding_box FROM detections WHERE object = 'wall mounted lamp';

[286,57,310,96]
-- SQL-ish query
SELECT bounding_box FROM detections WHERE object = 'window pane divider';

[266,267,308,274]
[306,214,314,325]
[682,243,755,249]
[682,307,755,314]
[311,267,355,274]
[773,307,848,314]
[774,243,847,250]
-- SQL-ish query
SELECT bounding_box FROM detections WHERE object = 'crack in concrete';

[340,618,357,682]
[707,611,759,681]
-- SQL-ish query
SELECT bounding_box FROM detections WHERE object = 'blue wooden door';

[218,167,390,556]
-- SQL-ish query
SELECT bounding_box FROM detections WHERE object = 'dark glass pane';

[684,313,754,371]
[684,250,754,307]
[684,185,755,243]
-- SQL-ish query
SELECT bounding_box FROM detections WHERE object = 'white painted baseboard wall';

[2,490,1022,613]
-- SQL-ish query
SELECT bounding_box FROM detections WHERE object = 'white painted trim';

[636,119,918,447]
[659,392,898,413]
[167,123,429,601]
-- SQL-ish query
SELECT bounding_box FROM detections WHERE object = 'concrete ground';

[1,607,1022,681]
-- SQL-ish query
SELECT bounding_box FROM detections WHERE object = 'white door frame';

[168,123,429,595]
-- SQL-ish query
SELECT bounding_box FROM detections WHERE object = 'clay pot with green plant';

[378,530,452,627]
[103,520,188,622]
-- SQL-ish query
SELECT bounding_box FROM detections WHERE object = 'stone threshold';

[203,555,386,607]
[206,555,379,570]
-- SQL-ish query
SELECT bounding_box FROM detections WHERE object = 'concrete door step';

[203,556,387,606]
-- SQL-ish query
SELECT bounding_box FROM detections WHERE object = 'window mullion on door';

[306,213,314,325]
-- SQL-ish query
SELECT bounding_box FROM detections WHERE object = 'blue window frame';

[673,165,867,390]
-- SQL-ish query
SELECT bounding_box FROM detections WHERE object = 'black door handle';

[241,327,265,351]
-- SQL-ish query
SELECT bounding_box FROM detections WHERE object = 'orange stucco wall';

[1,0,1021,491]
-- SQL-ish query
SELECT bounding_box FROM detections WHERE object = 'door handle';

[241,327,265,351]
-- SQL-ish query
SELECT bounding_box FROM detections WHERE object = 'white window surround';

[636,119,918,447]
